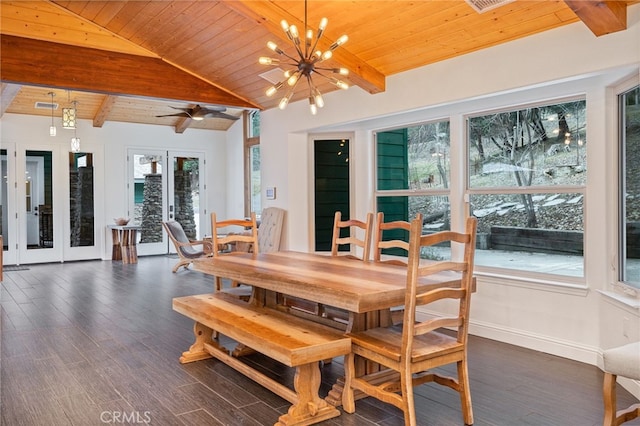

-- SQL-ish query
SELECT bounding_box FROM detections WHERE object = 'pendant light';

[69,100,80,153]
[62,91,77,129]
[48,92,56,136]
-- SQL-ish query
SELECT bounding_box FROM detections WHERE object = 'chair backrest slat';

[414,317,462,335]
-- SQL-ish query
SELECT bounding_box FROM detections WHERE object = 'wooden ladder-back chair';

[374,212,413,324]
[162,220,212,273]
[331,211,374,261]
[284,211,375,326]
[317,211,374,323]
[211,212,259,298]
[343,214,478,426]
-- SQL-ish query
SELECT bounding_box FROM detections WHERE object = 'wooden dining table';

[191,250,473,406]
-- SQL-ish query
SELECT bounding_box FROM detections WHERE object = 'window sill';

[598,289,640,311]
[475,270,589,297]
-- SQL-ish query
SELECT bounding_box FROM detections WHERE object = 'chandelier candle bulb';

[309,96,317,115]
[266,82,283,97]
[287,72,300,86]
[319,17,328,32]
[314,90,324,108]
[259,57,278,65]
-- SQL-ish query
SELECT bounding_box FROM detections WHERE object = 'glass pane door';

[169,153,206,240]
[69,152,95,247]
[129,149,167,256]
[18,147,62,264]
[1,149,10,264]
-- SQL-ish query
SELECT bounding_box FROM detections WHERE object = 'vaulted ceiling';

[0,0,636,132]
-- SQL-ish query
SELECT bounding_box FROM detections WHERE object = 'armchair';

[162,220,212,273]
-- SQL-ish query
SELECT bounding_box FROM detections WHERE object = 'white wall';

[259,4,640,396]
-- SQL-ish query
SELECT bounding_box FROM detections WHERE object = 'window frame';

[373,119,453,261]
[244,111,260,217]
[464,95,588,285]
[616,74,640,293]
[374,119,453,199]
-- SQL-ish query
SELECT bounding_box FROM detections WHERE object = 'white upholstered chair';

[257,207,285,253]
[602,341,640,426]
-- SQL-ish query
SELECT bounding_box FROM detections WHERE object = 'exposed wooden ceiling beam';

[93,95,118,128]
[1,83,22,117]
[0,35,259,110]
[224,0,386,94]
[564,0,627,36]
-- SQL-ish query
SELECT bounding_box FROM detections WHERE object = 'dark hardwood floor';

[1,256,638,425]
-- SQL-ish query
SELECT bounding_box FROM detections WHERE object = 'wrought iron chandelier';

[258,0,349,115]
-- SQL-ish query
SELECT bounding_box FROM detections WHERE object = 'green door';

[314,139,350,252]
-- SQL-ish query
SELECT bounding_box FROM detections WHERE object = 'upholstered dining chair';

[602,341,640,426]
[342,214,478,426]
[162,220,212,273]
[210,212,259,299]
[257,207,286,253]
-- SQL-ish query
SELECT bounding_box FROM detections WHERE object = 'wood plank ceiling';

[0,0,635,132]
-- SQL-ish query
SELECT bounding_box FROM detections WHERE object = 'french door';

[16,145,62,264]
[127,149,206,256]
[0,143,103,265]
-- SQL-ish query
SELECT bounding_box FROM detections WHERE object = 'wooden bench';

[172,292,351,426]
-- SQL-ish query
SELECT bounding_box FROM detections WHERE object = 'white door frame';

[17,145,63,264]
[128,149,207,256]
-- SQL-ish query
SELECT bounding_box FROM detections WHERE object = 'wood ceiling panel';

[357,1,575,74]
[92,1,152,33]
[63,1,111,21]
[1,0,637,130]
[126,2,200,48]
[0,1,154,56]
[168,9,248,64]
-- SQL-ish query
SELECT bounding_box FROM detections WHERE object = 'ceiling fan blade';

[204,111,239,120]
[169,106,191,112]
[157,104,237,120]
[155,112,190,118]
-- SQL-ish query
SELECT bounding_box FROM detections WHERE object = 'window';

[245,111,261,216]
[467,99,586,278]
[375,120,451,258]
[619,84,640,289]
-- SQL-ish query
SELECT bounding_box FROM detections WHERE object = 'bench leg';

[277,363,341,426]
[179,322,226,364]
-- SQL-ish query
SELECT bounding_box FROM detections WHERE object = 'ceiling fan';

[156,104,239,121]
